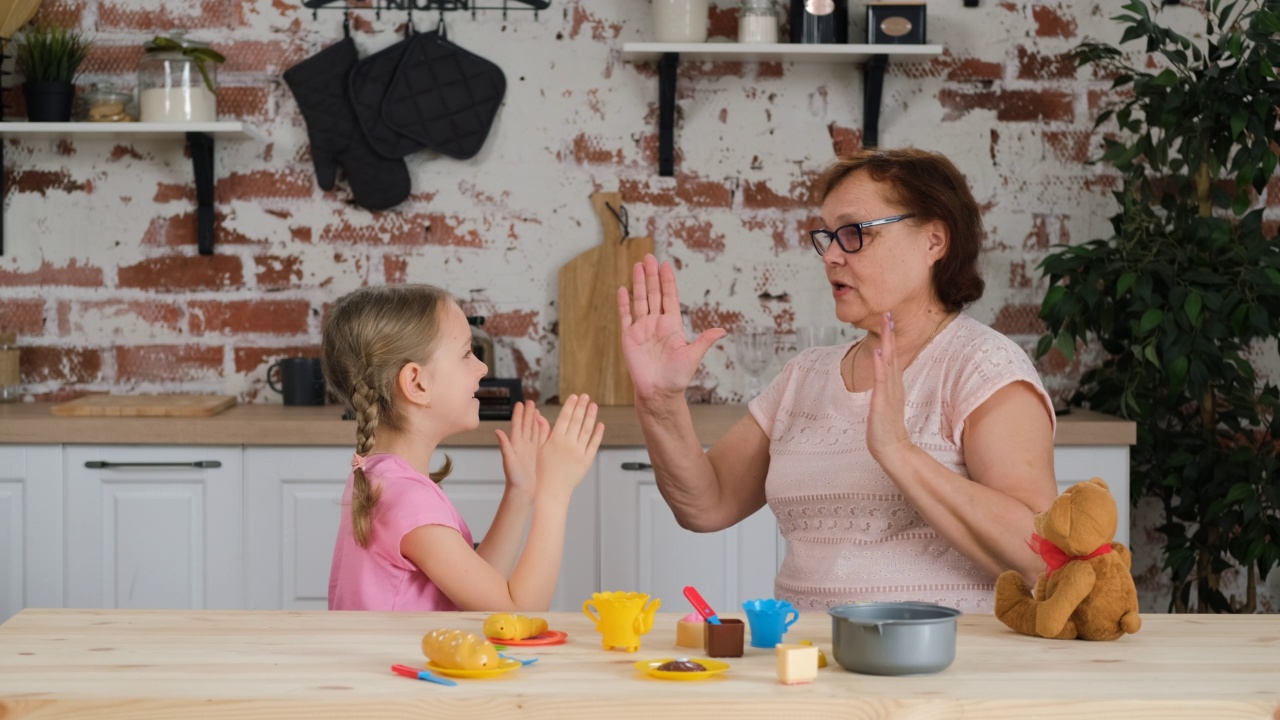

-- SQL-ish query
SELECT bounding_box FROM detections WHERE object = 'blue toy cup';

[742,598,800,648]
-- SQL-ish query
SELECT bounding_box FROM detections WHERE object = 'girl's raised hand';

[537,394,605,502]
[495,400,550,498]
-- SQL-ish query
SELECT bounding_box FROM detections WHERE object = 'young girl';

[322,284,604,611]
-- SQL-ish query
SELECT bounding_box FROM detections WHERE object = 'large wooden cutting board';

[51,394,237,418]
[558,192,654,405]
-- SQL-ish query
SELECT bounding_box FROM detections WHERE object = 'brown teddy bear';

[995,477,1142,640]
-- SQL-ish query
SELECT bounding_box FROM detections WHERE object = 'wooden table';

[1,610,1276,719]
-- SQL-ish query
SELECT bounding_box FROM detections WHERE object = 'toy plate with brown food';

[634,657,730,681]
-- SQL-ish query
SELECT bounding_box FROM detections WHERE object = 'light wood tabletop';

[0,609,1275,719]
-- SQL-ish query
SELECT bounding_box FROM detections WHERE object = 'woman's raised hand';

[617,254,727,401]
[536,394,604,502]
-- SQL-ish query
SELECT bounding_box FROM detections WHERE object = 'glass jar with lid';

[137,33,222,122]
[77,83,137,122]
[0,332,20,403]
[739,0,779,44]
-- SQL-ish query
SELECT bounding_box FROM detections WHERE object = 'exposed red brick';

[255,255,304,290]
[1024,214,1051,250]
[946,58,1004,82]
[10,169,91,196]
[938,88,1074,123]
[316,213,478,248]
[81,44,146,75]
[620,178,678,207]
[117,255,245,292]
[1044,130,1093,164]
[569,134,623,165]
[216,86,271,119]
[20,346,103,384]
[215,169,315,203]
[743,174,822,210]
[141,211,264,248]
[97,1,244,30]
[233,345,323,375]
[58,300,184,337]
[0,298,45,335]
[828,122,863,157]
[1265,175,1280,207]
[189,300,310,336]
[635,132,687,170]
[219,40,309,74]
[290,226,312,243]
[676,176,732,207]
[1009,261,1034,290]
[686,303,745,334]
[115,345,224,382]
[1032,5,1078,38]
[756,62,783,79]
[153,183,196,203]
[1016,47,1077,80]
[568,5,623,40]
[484,310,538,339]
[56,139,74,156]
[668,219,726,260]
[740,217,793,253]
[31,1,85,27]
[110,145,144,161]
[1263,219,1278,239]
[991,304,1046,335]
[0,259,103,288]
[708,4,739,40]
[384,255,408,285]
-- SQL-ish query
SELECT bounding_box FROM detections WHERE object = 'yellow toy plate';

[634,657,730,681]
[424,657,523,679]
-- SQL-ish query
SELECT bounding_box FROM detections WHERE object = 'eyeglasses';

[810,214,916,256]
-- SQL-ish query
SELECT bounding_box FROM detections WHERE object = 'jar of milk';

[137,34,224,123]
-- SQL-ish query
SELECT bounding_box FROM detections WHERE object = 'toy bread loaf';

[421,628,500,670]
[483,613,549,640]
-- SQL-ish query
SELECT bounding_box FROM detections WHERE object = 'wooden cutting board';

[558,192,655,405]
[51,394,237,418]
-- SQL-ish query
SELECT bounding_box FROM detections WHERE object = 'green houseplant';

[16,21,90,122]
[1037,0,1280,613]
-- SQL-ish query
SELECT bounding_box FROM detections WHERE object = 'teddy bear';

[995,477,1142,640]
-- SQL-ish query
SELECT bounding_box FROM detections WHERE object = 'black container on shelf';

[23,81,75,122]
[789,0,848,44]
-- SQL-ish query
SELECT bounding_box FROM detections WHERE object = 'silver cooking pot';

[827,601,961,675]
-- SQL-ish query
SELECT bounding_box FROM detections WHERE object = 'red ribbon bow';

[1028,533,1112,578]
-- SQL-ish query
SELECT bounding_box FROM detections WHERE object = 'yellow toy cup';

[583,591,661,652]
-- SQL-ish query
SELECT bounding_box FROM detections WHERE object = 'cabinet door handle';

[84,461,223,469]
[620,462,653,471]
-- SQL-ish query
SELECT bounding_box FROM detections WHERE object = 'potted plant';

[1037,0,1280,613]
[16,21,90,122]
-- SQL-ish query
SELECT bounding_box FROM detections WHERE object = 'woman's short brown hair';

[815,148,985,312]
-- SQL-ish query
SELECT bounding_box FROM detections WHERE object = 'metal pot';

[827,602,961,676]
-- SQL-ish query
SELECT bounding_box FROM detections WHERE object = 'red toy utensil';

[683,585,722,625]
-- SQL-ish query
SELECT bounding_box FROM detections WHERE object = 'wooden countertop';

[0,403,1133,447]
[0,609,1274,719]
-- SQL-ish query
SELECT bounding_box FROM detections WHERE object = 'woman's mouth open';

[831,281,852,297]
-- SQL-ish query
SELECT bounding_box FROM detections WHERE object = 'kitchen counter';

[0,609,1274,719]
[0,402,1134,447]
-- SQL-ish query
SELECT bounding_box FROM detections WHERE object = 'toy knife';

[391,664,457,686]
[683,585,722,625]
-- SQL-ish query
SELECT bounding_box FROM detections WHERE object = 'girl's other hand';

[537,394,605,502]
[495,400,550,500]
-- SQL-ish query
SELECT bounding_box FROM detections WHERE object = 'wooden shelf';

[0,120,257,256]
[0,120,255,140]
[621,42,943,63]
[620,43,944,176]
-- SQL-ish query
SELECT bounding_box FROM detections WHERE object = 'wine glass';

[735,328,776,399]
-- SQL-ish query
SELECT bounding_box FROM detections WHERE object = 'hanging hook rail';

[305,0,549,23]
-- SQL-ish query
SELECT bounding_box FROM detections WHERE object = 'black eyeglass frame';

[810,213,917,255]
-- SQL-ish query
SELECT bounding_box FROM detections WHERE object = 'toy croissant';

[421,629,500,670]
[995,477,1142,641]
[484,613,548,640]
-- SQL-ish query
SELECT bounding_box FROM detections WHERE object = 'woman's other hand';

[868,311,917,473]
[495,400,550,500]
[536,394,605,502]
[617,254,727,402]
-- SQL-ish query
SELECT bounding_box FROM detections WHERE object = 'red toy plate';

[486,629,568,646]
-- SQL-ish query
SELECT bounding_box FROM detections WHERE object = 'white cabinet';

[64,446,243,610]
[244,447,598,612]
[598,449,780,614]
[0,446,61,623]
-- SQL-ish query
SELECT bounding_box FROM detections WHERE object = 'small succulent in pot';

[16,21,91,122]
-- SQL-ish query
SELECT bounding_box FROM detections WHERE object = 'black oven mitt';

[347,36,427,159]
[283,37,410,211]
[379,30,507,160]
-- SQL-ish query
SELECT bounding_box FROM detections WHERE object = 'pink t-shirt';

[748,314,1056,614]
[328,453,473,611]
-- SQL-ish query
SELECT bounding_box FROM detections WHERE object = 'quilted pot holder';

[283,37,411,211]
[347,36,427,160]
[380,30,507,160]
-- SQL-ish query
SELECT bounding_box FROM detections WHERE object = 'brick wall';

[1,1,1277,609]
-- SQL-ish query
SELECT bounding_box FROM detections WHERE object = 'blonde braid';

[349,376,382,548]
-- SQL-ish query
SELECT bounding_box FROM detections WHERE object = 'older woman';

[617,148,1058,613]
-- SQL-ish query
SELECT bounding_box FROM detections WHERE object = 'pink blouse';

[749,314,1055,613]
